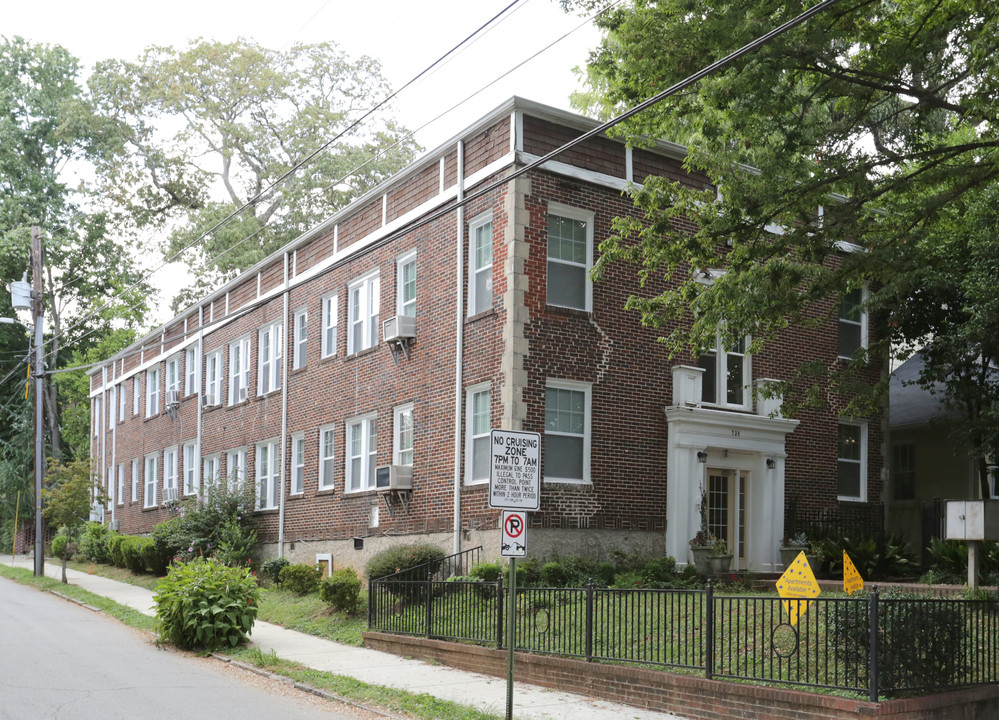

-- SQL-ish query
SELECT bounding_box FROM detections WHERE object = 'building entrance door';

[707,469,749,570]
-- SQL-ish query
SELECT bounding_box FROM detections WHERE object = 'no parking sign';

[501,511,526,557]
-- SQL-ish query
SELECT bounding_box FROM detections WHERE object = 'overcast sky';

[5,0,601,322]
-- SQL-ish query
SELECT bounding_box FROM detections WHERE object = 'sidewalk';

[1,555,687,720]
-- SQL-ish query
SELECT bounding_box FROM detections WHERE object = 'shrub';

[51,531,70,560]
[79,521,115,564]
[142,538,173,576]
[150,483,257,566]
[539,561,568,588]
[108,533,128,568]
[121,536,151,573]
[154,558,259,650]
[279,563,323,595]
[319,568,362,611]
[261,556,291,585]
[365,543,447,580]
[469,561,502,582]
[821,533,916,580]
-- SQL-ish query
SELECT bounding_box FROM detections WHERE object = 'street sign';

[488,429,541,511]
[501,511,526,557]
[775,551,821,626]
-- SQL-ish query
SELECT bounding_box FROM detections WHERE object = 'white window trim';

[205,349,223,405]
[393,403,414,467]
[293,307,308,370]
[464,383,491,485]
[838,285,869,359]
[163,446,178,498]
[165,355,181,396]
[132,376,140,416]
[318,424,337,490]
[321,293,338,359]
[468,212,494,316]
[544,378,592,485]
[131,458,139,504]
[257,321,283,396]
[255,439,280,510]
[347,270,380,355]
[203,453,221,491]
[183,441,199,495]
[291,431,306,495]
[345,413,377,493]
[837,420,868,502]
[396,249,417,318]
[145,367,160,418]
[185,346,200,397]
[107,388,115,430]
[118,382,126,422]
[116,463,125,506]
[699,333,752,411]
[143,453,158,508]
[229,336,251,405]
[227,448,248,490]
[546,202,594,312]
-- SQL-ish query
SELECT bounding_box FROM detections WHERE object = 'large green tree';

[89,38,421,311]
[566,0,999,496]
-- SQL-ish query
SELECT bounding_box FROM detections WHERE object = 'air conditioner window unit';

[202,394,216,408]
[238,387,248,402]
[166,389,180,405]
[383,315,416,343]
[165,487,178,502]
[375,464,412,490]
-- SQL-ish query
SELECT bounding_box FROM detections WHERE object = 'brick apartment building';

[88,97,883,574]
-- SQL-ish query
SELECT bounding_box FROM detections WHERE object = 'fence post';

[585,578,595,662]
[497,576,505,648]
[425,570,433,638]
[869,585,879,702]
[367,575,374,628]
[705,579,714,680]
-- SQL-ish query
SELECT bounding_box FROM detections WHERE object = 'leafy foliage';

[318,568,362,612]
[154,558,259,650]
[79,521,116,564]
[364,543,447,580]
[820,533,916,581]
[261,556,291,586]
[150,482,256,565]
[279,563,323,595]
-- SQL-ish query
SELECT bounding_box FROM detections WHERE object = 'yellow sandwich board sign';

[775,551,821,625]
[843,551,864,596]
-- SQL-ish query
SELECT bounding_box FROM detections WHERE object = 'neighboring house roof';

[890,352,953,428]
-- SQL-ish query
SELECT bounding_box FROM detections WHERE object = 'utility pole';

[31,227,45,577]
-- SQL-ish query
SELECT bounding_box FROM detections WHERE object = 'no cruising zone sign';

[488,429,541,511]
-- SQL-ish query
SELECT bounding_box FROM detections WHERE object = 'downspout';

[278,252,290,557]
[101,366,108,523]
[110,364,116,526]
[452,140,466,555]
[196,305,204,496]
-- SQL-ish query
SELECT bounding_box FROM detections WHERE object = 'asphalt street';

[0,577,375,720]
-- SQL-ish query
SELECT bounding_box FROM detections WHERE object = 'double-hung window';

[396,250,417,318]
[145,367,160,417]
[144,453,158,508]
[227,448,247,489]
[697,334,751,409]
[837,421,867,501]
[469,213,493,316]
[465,384,491,484]
[258,322,282,395]
[838,287,868,358]
[255,439,280,510]
[163,446,178,501]
[345,415,377,492]
[203,454,220,491]
[892,443,915,501]
[133,376,140,415]
[293,308,308,370]
[229,336,250,404]
[321,294,338,358]
[107,387,116,430]
[348,272,380,354]
[318,425,336,490]
[291,432,306,494]
[165,355,181,403]
[393,403,414,467]
[131,459,139,503]
[117,463,125,506]
[205,350,223,406]
[94,399,100,436]
[118,383,126,422]
[183,441,198,495]
[185,346,199,396]
[544,379,591,484]
[546,203,593,311]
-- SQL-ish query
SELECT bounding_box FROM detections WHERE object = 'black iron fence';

[369,573,999,699]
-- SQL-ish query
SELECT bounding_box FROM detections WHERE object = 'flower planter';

[780,546,806,568]
[707,554,733,575]
[690,545,712,574]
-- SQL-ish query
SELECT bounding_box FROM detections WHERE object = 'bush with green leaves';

[318,568,361,611]
[469,561,502,582]
[51,529,71,560]
[821,533,916,581]
[279,563,323,595]
[261,556,290,585]
[108,533,128,568]
[154,558,259,650]
[79,521,115,564]
[121,536,151,573]
[365,543,447,580]
[539,561,568,588]
[142,538,173,576]
[151,483,257,565]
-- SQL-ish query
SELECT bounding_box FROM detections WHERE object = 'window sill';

[254,507,279,514]
[255,389,282,401]
[290,365,308,377]
[544,478,592,486]
[316,485,336,495]
[837,497,868,504]
[346,345,380,361]
[318,352,339,365]
[466,308,497,323]
[545,304,590,317]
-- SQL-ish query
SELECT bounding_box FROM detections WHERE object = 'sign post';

[489,430,540,720]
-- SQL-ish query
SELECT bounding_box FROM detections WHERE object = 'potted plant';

[780,531,809,568]
[689,529,713,574]
[707,537,733,575]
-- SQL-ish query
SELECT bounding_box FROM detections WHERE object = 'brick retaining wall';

[363,631,999,720]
